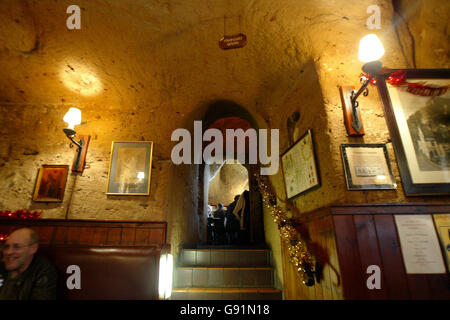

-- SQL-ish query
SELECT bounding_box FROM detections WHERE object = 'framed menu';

[394,215,446,274]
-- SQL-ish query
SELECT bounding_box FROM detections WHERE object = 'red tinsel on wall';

[0,210,42,219]
[361,70,449,96]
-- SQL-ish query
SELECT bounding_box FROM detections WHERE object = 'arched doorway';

[199,100,265,246]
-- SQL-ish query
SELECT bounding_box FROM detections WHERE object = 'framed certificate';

[341,144,396,190]
[281,129,320,199]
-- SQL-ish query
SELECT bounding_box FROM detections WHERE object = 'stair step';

[171,288,282,300]
[174,266,274,288]
[181,249,271,267]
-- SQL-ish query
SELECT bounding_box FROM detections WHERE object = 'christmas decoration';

[362,70,449,96]
[0,210,42,219]
[255,173,316,286]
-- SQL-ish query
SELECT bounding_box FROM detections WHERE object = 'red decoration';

[0,210,42,219]
[363,70,449,96]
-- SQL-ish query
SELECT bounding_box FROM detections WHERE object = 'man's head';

[2,228,39,276]
[218,203,223,209]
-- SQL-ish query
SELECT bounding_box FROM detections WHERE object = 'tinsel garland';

[0,210,42,219]
[361,70,449,96]
[255,173,315,286]
[0,210,42,242]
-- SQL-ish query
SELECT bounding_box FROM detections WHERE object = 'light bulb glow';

[63,108,82,130]
[158,253,173,300]
[358,34,385,63]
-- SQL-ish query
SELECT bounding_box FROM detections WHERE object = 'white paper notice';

[395,215,446,274]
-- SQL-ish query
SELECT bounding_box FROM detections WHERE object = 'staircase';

[172,247,282,300]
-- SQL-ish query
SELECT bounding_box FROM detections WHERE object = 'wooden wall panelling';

[324,216,343,300]
[427,274,450,300]
[309,218,322,300]
[333,215,367,299]
[79,226,95,245]
[407,275,432,300]
[317,217,333,299]
[373,215,410,299]
[0,219,167,247]
[53,226,69,244]
[66,226,82,245]
[135,227,151,245]
[106,227,122,245]
[91,227,108,245]
[33,226,55,245]
[353,215,388,299]
[120,227,136,245]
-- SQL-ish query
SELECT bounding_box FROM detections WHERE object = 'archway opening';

[199,104,266,247]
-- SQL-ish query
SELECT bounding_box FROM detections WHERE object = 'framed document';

[395,215,446,274]
[433,213,450,272]
[340,144,396,190]
[376,69,450,195]
[33,165,69,202]
[106,141,154,195]
[281,129,320,199]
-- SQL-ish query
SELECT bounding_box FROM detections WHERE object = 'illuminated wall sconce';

[340,34,385,136]
[62,107,90,172]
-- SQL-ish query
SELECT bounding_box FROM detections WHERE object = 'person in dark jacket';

[0,228,57,300]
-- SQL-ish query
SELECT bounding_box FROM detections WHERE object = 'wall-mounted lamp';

[62,107,90,172]
[340,34,385,136]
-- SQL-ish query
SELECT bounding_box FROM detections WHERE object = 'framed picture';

[433,214,450,273]
[281,129,320,199]
[340,144,396,190]
[32,165,69,202]
[376,69,450,195]
[106,141,154,195]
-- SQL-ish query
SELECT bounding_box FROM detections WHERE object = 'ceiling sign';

[219,33,247,50]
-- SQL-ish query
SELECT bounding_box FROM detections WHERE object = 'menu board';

[394,215,446,274]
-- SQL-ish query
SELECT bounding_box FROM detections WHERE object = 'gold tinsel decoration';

[255,173,315,286]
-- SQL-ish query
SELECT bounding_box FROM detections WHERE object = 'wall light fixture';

[63,107,90,172]
[340,34,385,136]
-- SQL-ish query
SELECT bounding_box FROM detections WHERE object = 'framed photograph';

[376,69,450,195]
[32,165,69,202]
[341,144,396,190]
[281,129,320,199]
[106,141,154,195]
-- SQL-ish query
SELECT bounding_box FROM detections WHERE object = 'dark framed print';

[32,165,69,202]
[341,144,396,190]
[281,129,320,199]
[376,69,450,195]
[106,141,154,195]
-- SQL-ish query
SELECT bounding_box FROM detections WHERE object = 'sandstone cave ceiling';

[0,0,381,115]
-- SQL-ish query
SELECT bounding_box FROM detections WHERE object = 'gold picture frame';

[32,165,69,202]
[106,141,154,195]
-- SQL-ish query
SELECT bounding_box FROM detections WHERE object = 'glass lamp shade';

[358,34,385,63]
[63,108,82,130]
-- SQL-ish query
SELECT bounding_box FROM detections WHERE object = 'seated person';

[0,228,57,300]
[212,203,226,219]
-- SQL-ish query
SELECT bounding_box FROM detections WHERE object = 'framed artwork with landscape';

[106,141,154,195]
[376,69,450,195]
[32,165,69,202]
